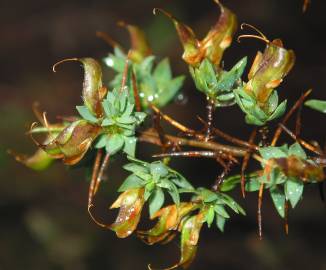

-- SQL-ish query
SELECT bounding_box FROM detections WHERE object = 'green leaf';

[285,179,304,208]
[150,161,169,180]
[168,183,180,205]
[117,116,136,125]
[220,174,241,192]
[123,162,148,174]
[170,176,194,190]
[259,146,288,161]
[199,188,218,203]
[267,91,279,114]
[245,114,265,126]
[245,177,261,192]
[270,186,286,218]
[118,175,145,192]
[123,136,137,157]
[199,59,217,90]
[94,135,107,149]
[216,57,247,92]
[144,181,155,201]
[216,215,226,232]
[106,134,124,155]
[104,53,126,72]
[288,143,307,159]
[205,206,215,228]
[140,56,155,73]
[101,118,115,126]
[135,112,147,124]
[76,105,98,123]
[220,194,246,215]
[157,76,185,107]
[214,205,230,219]
[191,59,217,95]
[149,187,165,217]
[153,58,172,83]
[305,99,326,113]
[268,100,287,121]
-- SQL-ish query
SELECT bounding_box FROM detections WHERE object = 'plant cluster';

[12,0,325,269]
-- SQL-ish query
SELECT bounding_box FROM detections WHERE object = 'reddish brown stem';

[284,199,289,235]
[139,129,248,157]
[278,124,322,155]
[258,182,264,240]
[197,116,259,151]
[150,105,198,135]
[88,149,103,207]
[241,128,257,198]
[131,70,142,112]
[212,160,234,191]
[88,153,111,229]
[271,89,312,146]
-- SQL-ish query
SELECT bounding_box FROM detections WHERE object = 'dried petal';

[110,188,145,238]
[245,39,295,104]
[40,120,100,165]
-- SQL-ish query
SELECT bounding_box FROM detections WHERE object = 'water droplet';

[174,92,188,105]
[105,58,114,67]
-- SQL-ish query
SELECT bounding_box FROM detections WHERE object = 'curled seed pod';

[9,148,54,171]
[110,188,145,238]
[137,202,199,245]
[118,21,152,63]
[238,25,295,104]
[149,210,206,270]
[154,0,237,67]
[53,58,107,118]
[35,120,101,165]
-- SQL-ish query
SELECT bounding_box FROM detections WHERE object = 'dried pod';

[154,0,237,66]
[110,188,145,238]
[10,148,54,171]
[118,21,152,62]
[53,58,107,117]
[37,120,101,165]
[245,39,295,104]
[273,155,324,183]
[137,202,198,245]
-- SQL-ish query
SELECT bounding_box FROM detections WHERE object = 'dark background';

[1,0,326,269]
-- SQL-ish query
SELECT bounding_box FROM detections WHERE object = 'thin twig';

[197,116,259,150]
[139,129,248,157]
[88,153,111,229]
[258,182,264,240]
[150,105,198,135]
[271,89,312,146]
[241,128,257,198]
[88,149,103,207]
[131,70,142,112]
